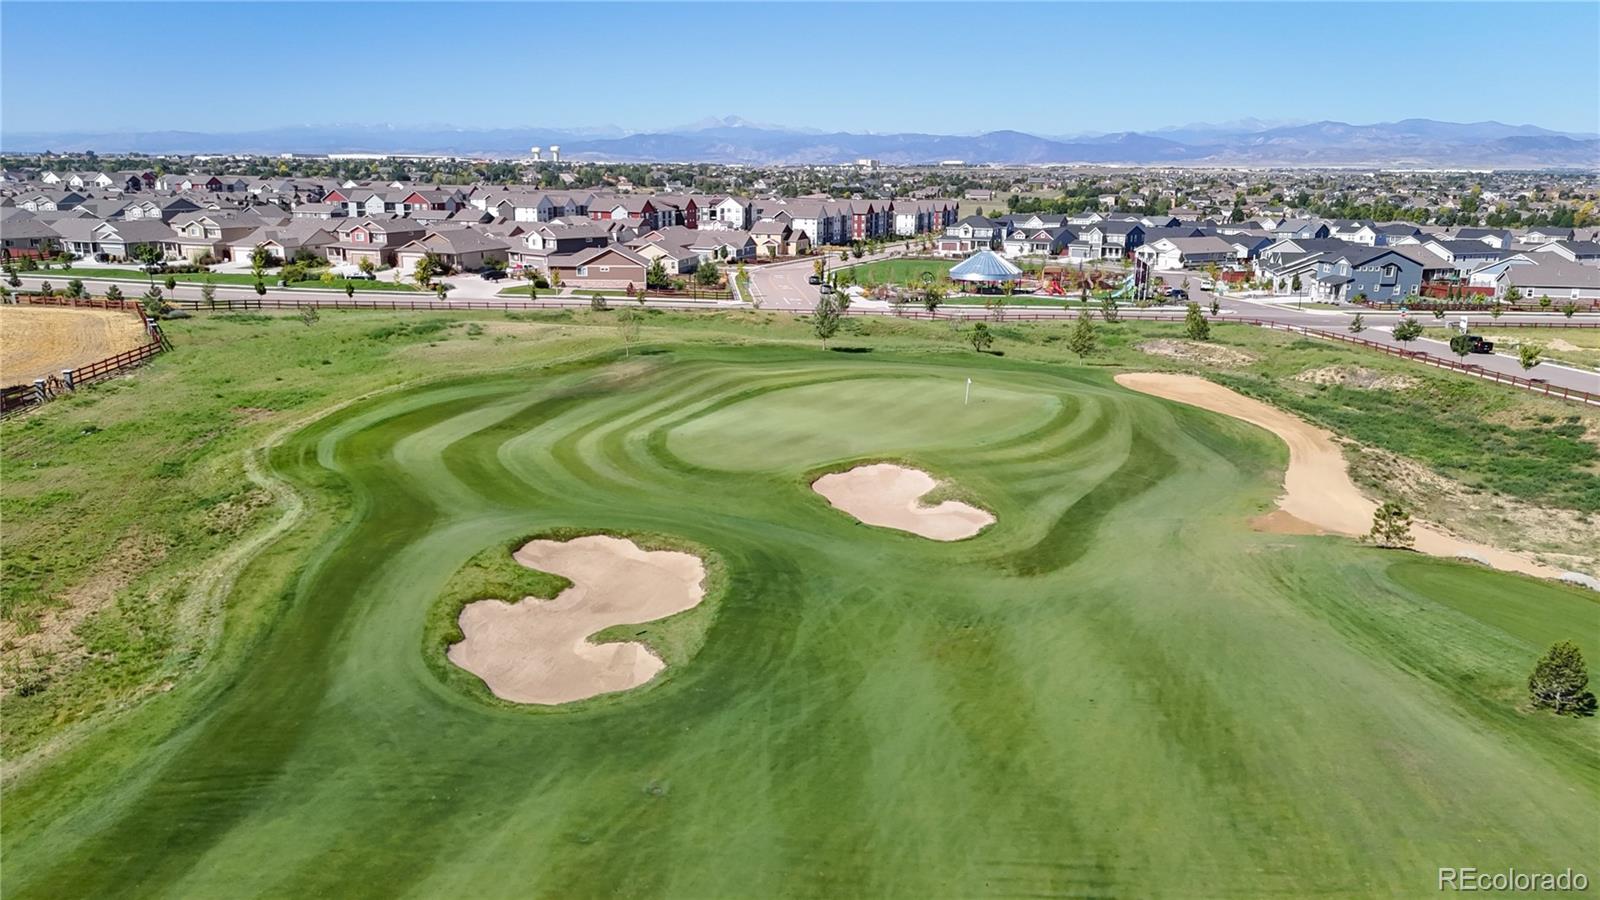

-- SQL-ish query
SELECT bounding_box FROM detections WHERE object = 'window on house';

[577,266,588,277]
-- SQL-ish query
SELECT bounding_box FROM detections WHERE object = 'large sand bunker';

[1115,373,1563,581]
[813,463,994,540]
[447,535,706,704]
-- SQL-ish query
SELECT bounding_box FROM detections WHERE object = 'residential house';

[167,211,278,261]
[122,196,204,222]
[1530,239,1600,267]
[1523,226,1576,245]
[937,216,1006,256]
[548,245,650,289]
[291,202,348,220]
[508,220,614,271]
[750,219,809,258]
[1496,257,1600,303]
[228,221,338,265]
[393,228,510,274]
[16,190,86,212]
[0,212,61,258]
[1067,221,1145,261]
[1002,226,1073,259]
[325,217,427,269]
[1134,236,1238,271]
[1273,219,1331,240]
[1423,238,1508,275]
[1453,227,1513,249]
[1310,247,1423,303]
[1328,220,1381,245]
[52,218,176,261]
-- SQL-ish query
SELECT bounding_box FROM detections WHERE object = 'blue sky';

[3,1,1598,136]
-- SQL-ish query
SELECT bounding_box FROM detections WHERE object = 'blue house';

[1311,247,1423,303]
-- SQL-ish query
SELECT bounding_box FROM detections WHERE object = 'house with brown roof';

[547,245,650,289]
[227,221,338,264]
[750,219,811,258]
[327,217,428,268]
[393,228,510,273]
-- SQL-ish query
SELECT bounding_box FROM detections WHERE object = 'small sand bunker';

[1294,365,1419,392]
[813,463,994,540]
[447,535,706,704]
[1115,373,1564,582]
[1136,339,1255,368]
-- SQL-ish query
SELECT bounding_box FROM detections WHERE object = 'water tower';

[529,146,542,161]
[549,145,560,163]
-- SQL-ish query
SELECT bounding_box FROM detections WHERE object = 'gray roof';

[1506,258,1600,290]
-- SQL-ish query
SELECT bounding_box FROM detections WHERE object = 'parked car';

[807,274,822,285]
[1164,287,1188,301]
[481,269,506,281]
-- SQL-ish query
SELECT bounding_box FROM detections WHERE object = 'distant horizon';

[3,2,1599,137]
[5,114,1599,144]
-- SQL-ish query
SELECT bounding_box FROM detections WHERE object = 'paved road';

[747,241,923,310]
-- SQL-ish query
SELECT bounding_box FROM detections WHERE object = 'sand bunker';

[813,463,994,540]
[1115,373,1563,582]
[447,535,706,704]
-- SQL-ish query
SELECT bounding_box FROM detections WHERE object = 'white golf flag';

[965,378,972,405]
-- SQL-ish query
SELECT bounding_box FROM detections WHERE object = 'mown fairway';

[3,341,1596,898]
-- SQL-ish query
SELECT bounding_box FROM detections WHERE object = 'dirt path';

[1115,372,1564,582]
[1,306,150,384]
[813,463,994,541]
[448,535,706,704]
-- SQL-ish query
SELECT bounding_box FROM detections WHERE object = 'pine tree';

[1184,302,1210,341]
[1528,641,1596,716]
[1368,501,1413,548]
[1068,310,1097,358]
[1392,317,1423,345]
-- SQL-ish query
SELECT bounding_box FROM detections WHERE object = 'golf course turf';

[3,340,1596,897]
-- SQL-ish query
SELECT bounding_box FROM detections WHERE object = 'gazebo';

[948,250,1023,291]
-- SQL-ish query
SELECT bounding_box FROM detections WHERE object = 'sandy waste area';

[448,535,706,704]
[813,463,994,540]
[1115,373,1564,582]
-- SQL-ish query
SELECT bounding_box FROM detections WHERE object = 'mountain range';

[3,117,1596,169]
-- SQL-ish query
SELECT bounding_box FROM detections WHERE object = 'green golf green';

[3,345,1595,898]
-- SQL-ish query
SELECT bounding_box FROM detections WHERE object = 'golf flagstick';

[965,377,971,406]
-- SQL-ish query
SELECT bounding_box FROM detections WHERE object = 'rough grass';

[2,308,1596,898]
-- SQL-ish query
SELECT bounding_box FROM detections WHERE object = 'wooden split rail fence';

[0,296,170,418]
